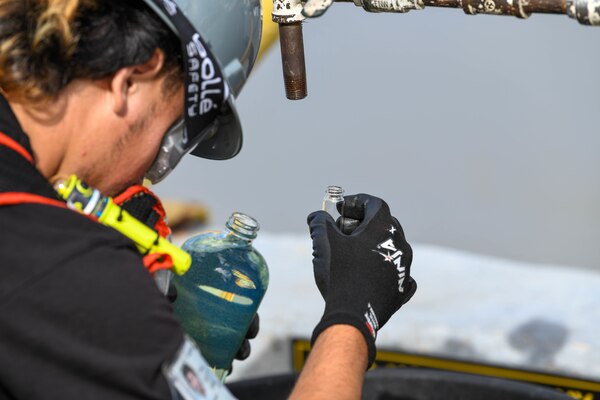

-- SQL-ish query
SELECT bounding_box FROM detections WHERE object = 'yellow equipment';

[54,175,191,276]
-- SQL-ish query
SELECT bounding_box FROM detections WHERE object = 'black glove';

[307,193,417,367]
[234,314,259,361]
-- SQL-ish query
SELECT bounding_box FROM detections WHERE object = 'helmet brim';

[190,96,242,160]
[142,0,251,163]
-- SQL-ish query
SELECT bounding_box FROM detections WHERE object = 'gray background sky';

[156,5,600,269]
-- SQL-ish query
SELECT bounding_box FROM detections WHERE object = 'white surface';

[225,233,600,381]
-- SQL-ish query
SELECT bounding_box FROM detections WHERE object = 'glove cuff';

[311,312,376,369]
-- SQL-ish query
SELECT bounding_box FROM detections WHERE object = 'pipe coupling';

[567,0,600,25]
[353,0,425,13]
[462,0,530,18]
[273,0,306,23]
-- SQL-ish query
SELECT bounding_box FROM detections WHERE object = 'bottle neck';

[324,185,344,204]
[225,212,260,242]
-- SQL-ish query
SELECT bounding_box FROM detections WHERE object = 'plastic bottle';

[171,212,269,381]
[322,185,345,220]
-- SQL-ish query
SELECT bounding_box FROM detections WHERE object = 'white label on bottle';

[164,336,237,400]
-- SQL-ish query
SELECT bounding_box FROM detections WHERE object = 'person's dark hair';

[0,0,182,103]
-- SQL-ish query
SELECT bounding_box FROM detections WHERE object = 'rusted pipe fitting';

[273,0,305,23]
[421,0,461,7]
[462,0,531,18]
[350,0,425,12]
[273,0,308,100]
[567,0,600,24]
[278,22,308,100]
[422,0,566,14]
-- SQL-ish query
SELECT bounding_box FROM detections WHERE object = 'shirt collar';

[0,94,34,159]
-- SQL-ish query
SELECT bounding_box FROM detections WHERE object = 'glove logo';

[365,303,379,339]
[374,238,406,293]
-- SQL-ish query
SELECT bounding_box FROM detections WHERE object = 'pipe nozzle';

[278,22,307,100]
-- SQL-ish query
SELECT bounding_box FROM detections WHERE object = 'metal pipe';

[420,0,461,7]
[528,0,567,14]
[278,22,308,100]
[339,0,589,20]
[420,0,566,15]
[272,0,595,104]
[273,0,308,100]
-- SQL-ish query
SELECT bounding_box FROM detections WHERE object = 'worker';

[0,1,417,399]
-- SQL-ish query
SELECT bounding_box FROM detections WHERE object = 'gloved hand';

[307,193,417,367]
[233,314,260,362]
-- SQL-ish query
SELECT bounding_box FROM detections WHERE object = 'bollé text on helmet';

[186,33,223,117]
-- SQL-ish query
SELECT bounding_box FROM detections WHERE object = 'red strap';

[1,192,170,276]
[112,185,151,205]
[0,131,33,164]
[0,132,67,210]
[143,253,174,275]
[114,185,171,239]
[0,192,67,209]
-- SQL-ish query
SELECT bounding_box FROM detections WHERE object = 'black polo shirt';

[0,95,184,399]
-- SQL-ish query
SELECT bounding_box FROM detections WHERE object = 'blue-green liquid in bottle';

[172,213,268,380]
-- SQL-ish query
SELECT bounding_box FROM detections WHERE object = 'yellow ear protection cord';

[53,175,191,276]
